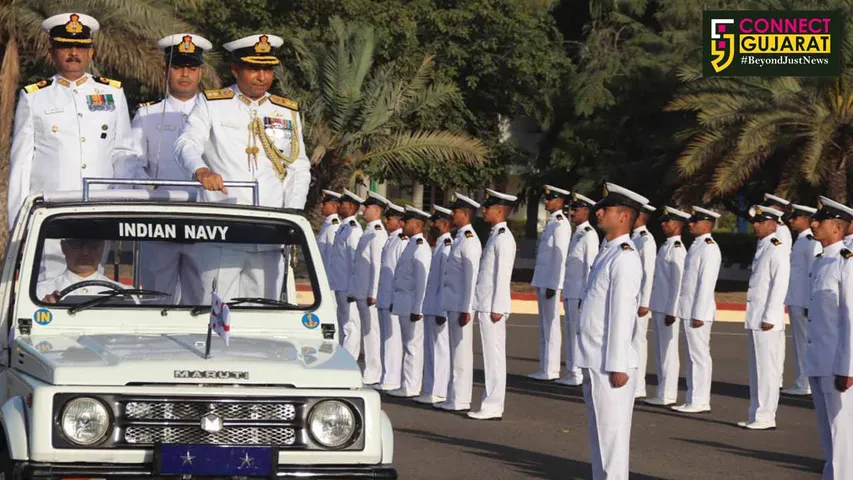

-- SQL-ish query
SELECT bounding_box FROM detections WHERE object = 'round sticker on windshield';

[302,313,319,329]
[33,308,53,326]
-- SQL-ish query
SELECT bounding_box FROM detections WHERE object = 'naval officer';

[378,203,409,391]
[529,185,571,381]
[435,193,483,412]
[9,12,132,279]
[645,206,689,406]
[782,203,821,396]
[576,182,645,480]
[327,190,364,358]
[762,193,793,248]
[631,203,657,399]
[807,196,853,479]
[348,192,390,384]
[317,190,342,274]
[672,206,722,414]
[559,192,599,386]
[739,205,790,430]
[415,205,454,405]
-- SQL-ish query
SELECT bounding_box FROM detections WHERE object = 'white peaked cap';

[663,206,691,220]
[342,188,364,204]
[223,34,284,51]
[749,205,784,219]
[432,205,452,216]
[571,193,596,206]
[545,185,570,196]
[691,206,721,219]
[642,204,657,212]
[790,203,817,215]
[763,193,791,206]
[452,192,481,209]
[41,13,99,33]
[485,188,518,202]
[387,202,405,213]
[321,189,341,199]
[403,205,431,220]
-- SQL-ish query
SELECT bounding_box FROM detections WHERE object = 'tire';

[0,436,19,480]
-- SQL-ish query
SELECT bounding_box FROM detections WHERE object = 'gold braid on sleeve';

[249,110,300,180]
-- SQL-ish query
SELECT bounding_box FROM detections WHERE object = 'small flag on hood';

[209,292,231,346]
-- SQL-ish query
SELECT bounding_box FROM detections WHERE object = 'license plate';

[157,444,276,476]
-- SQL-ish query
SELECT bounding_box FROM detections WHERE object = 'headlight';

[307,400,357,448]
[60,397,110,445]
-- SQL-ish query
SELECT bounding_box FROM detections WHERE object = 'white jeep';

[0,180,396,479]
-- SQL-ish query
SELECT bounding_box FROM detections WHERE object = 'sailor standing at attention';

[317,190,343,274]
[377,203,409,391]
[631,203,657,399]
[528,185,571,381]
[327,190,364,358]
[576,182,645,480]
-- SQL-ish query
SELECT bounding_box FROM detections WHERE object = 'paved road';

[380,314,822,479]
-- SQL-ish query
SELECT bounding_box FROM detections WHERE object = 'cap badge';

[65,13,83,34]
[754,206,763,215]
[544,187,551,195]
[178,35,196,53]
[254,35,272,53]
[817,198,824,209]
[602,184,609,196]
[572,192,578,201]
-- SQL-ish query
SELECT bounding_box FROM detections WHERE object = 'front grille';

[124,425,297,445]
[125,401,297,421]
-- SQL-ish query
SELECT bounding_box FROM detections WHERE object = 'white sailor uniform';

[391,233,432,395]
[348,219,387,383]
[631,224,656,398]
[327,215,363,358]
[648,235,686,403]
[784,228,821,393]
[560,221,599,385]
[378,230,408,389]
[421,232,453,401]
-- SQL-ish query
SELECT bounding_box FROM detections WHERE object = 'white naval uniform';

[378,230,408,388]
[9,73,132,280]
[648,235,686,402]
[531,211,570,378]
[785,228,821,392]
[174,85,311,302]
[37,269,125,300]
[676,233,722,407]
[348,220,387,383]
[391,233,432,395]
[845,234,853,249]
[631,225,656,397]
[440,224,482,409]
[562,221,600,383]
[422,232,453,399]
[327,216,363,358]
[744,235,790,424]
[807,241,853,479]
[473,222,516,415]
[317,214,341,276]
[120,94,202,305]
[772,224,792,388]
[576,234,642,480]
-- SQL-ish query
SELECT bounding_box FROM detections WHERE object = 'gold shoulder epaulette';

[621,242,634,251]
[269,95,298,110]
[464,230,474,239]
[204,88,235,101]
[331,218,340,225]
[24,78,53,94]
[444,238,452,247]
[349,220,357,227]
[584,226,592,232]
[705,237,716,245]
[640,230,648,236]
[842,248,853,259]
[137,99,158,108]
[94,76,122,88]
[556,214,564,221]
[807,234,814,241]
[400,234,409,240]
[674,240,682,248]
[770,238,782,246]
[498,227,506,235]
[374,224,382,231]
[417,238,424,245]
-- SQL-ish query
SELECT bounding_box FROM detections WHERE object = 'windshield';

[30,213,320,310]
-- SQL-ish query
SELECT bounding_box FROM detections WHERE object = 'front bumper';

[16,461,398,479]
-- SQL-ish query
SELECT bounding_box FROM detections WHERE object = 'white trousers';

[563,298,583,383]
[747,330,783,423]
[583,367,637,480]
[334,291,361,359]
[477,311,507,414]
[682,319,713,405]
[536,288,562,377]
[632,312,651,397]
[189,245,283,303]
[810,376,853,480]
[399,314,425,394]
[379,308,403,388]
[788,306,810,390]
[445,311,473,409]
[139,242,205,305]
[651,312,680,401]
[422,315,450,398]
[356,299,382,384]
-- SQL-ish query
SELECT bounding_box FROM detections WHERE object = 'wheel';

[0,436,20,480]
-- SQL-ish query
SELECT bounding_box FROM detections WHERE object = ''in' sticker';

[33,309,53,326]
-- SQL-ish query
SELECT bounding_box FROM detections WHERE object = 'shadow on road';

[396,427,664,480]
[676,438,822,475]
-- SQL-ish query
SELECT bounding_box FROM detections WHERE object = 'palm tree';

[666,66,853,203]
[275,17,487,210]
[0,0,220,247]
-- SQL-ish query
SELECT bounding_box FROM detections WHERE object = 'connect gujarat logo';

[703,11,840,77]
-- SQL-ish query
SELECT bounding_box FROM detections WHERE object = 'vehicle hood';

[15,333,362,388]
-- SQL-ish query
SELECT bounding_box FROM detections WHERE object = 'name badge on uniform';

[87,94,115,112]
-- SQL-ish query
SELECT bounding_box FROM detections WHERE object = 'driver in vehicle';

[37,239,125,303]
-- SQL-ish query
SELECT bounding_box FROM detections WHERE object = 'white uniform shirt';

[348,220,387,300]
[807,241,850,377]
[377,229,408,308]
[648,236,686,316]
[37,269,124,300]
[317,214,341,273]
[327,216,363,292]
[174,85,311,209]
[785,228,821,307]
[838,247,853,377]
[631,225,657,309]
[474,222,517,315]
[744,235,791,331]
[845,234,853,249]
[676,233,722,322]
[391,233,432,316]
[775,223,793,251]
[531,211,570,290]
[423,232,453,317]
[8,73,132,226]
[441,224,482,314]
[563,221,600,300]
[576,234,642,373]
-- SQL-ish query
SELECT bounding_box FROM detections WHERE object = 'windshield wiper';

[190,297,299,316]
[68,288,170,314]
